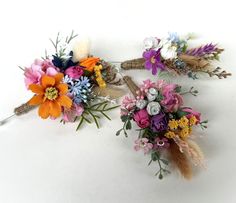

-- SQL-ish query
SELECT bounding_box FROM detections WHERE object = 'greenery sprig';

[76,101,119,130]
[149,151,170,179]
[180,86,198,96]
[116,113,133,137]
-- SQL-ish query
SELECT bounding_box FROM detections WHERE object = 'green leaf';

[175,86,182,93]
[176,110,189,118]
[76,117,84,131]
[151,152,160,161]
[121,115,129,122]
[101,112,111,120]
[116,129,122,136]
[158,173,163,179]
[125,120,132,130]
[160,159,169,165]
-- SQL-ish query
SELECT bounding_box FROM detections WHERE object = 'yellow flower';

[178,116,189,128]
[168,119,178,130]
[94,65,106,88]
[164,131,176,139]
[189,116,198,126]
[179,127,190,139]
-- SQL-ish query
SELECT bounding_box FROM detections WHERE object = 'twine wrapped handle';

[14,103,36,116]
[121,58,145,70]
[123,76,139,97]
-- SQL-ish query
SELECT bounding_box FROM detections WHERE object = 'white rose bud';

[136,99,148,109]
[146,102,161,116]
[146,88,158,101]
[72,38,90,62]
[160,45,177,60]
[143,37,159,50]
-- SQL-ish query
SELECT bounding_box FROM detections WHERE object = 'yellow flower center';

[45,87,58,100]
[150,56,156,64]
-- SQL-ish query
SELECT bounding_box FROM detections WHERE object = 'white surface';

[0,0,236,202]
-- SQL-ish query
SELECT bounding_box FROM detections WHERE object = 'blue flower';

[52,51,77,71]
[64,76,92,104]
[168,32,180,43]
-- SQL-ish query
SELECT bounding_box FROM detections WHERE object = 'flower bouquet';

[121,33,231,79]
[117,76,207,179]
[8,31,124,129]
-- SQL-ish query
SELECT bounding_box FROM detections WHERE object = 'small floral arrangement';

[121,32,231,79]
[22,31,122,130]
[117,78,208,179]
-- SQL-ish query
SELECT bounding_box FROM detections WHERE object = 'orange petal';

[80,57,100,71]
[28,95,44,105]
[38,100,50,119]
[57,95,72,108]
[49,101,61,118]
[57,83,68,95]
[54,73,64,85]
[41,75,55,88]
[28,84,44,94]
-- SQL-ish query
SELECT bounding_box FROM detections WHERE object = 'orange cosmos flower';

[28,73,72,119]
[80,57,100,72]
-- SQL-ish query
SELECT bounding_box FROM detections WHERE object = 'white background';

[0,0,236,202]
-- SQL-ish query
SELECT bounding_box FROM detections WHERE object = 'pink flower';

[140,79,156,92]
[24,59,58,88]
[161,92,183,112]
[182,107,201,123]
[65,66,84,79]
[24,64,44,88]
[121,96,136,111]
[134,138,153,154]
[154,137,170,149]
[62,104,84,122]
[133,109,150,128]
[34,59,58,76]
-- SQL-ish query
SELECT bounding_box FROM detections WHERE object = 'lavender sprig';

[185,43,220,57]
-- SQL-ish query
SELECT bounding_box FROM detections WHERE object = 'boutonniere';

[1,31,124,130]
[117,76,207,179]
[121,33,231,79]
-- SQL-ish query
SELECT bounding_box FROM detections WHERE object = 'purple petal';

[143,50,156,59]
[144,61,152,70]
[152,66,158,75]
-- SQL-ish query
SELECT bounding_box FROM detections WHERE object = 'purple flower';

[143,49,165,75]
[154,137,170,149]
[134,138,153,154]
[185,43,218,57]
[150,112,168,132]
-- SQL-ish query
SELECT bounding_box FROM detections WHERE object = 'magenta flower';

[65,66,84,79]
[143,49,165,75]
[134,138,153,154]
[133,109,150,128]
[154,137,170,149]
[62,104,84,122]
[182,107,201,123]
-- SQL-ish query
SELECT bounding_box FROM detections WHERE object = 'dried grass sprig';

[169,141,192,179]
[173,136,205,167]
